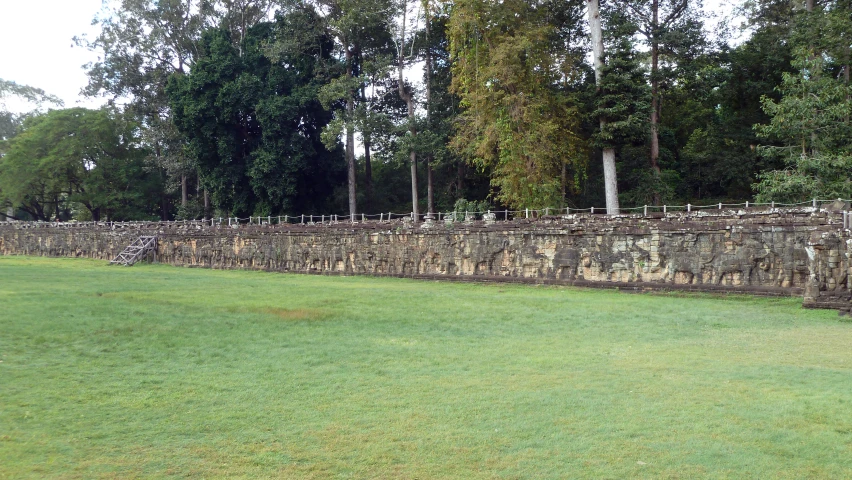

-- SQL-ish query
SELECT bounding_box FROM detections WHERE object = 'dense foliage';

[168,12,345,217]
[0,108,160,221]
[2,0,851,221]
[447,0,586,209]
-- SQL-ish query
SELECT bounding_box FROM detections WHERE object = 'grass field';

[1,256,851,478]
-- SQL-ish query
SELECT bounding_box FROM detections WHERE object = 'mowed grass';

[1,257,851,479]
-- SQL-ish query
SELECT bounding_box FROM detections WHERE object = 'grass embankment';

[1,256,851,478]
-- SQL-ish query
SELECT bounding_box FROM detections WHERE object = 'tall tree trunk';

[5,207,13,221]
[364,138,372,205]
[844,44,850,124]
[154,143,168,220]
[649,0,661,205]
[426,161,433,215]
[345,46,357,217]
[410,155,419,219]
[398,2,418,220]
[195,172,209,218]
[204,189,209,217]
[457,161,465,198]
[424,1,434,216]
[161,194,169,221]
[650,0,660,176]
[650,61,660,176]
[346,98,357,217]
[362,86,372,209]
[177,55,191,211]
[587,0,620,214]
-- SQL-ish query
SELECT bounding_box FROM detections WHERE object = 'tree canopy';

[448,0,586,209]
[3,0,851,222]
[167,11,345,217]
[0,108,160,221]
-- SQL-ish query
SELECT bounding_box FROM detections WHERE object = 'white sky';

[0,0,741,114]
[0,0,105,112]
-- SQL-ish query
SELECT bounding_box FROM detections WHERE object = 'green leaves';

[167,16,345,217]
[0,108,159,221]
[753,49,852,203]
[0,79,63,110]
[448,0,585,209]
[591,33,650,150]
[753,155,852,203]
[756,53,852,156]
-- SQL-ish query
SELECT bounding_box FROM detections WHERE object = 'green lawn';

[1,256,851,479]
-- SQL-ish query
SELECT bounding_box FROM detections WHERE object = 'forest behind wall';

[1,0,851,221]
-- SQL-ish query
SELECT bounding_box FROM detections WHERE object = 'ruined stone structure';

[1,208,850,309]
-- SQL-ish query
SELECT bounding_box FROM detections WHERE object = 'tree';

[617,0,704,203]
[749,0,852,202]
[0,108,160,221]
[417,6,480,209]
[448,0,586,209]
[78,0,273,218]
[752,50,852,202]
[0,79,63,143]
[679,25,793,200]
[0,79,65,220]
[309,0,396,218]
[420,0,436,215]
[168,13,345,217]
[215,0,277,55]
[591,14,650,205]
[76,0,216,217]
[396,0,420,218]
[586,0,619,214]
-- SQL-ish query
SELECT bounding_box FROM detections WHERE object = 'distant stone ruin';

[1,207,850,310]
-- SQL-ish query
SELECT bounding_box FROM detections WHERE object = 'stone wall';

[2,209,849,307]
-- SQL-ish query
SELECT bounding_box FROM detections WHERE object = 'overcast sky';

[0,0,742,114]
[0,0,104,111]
